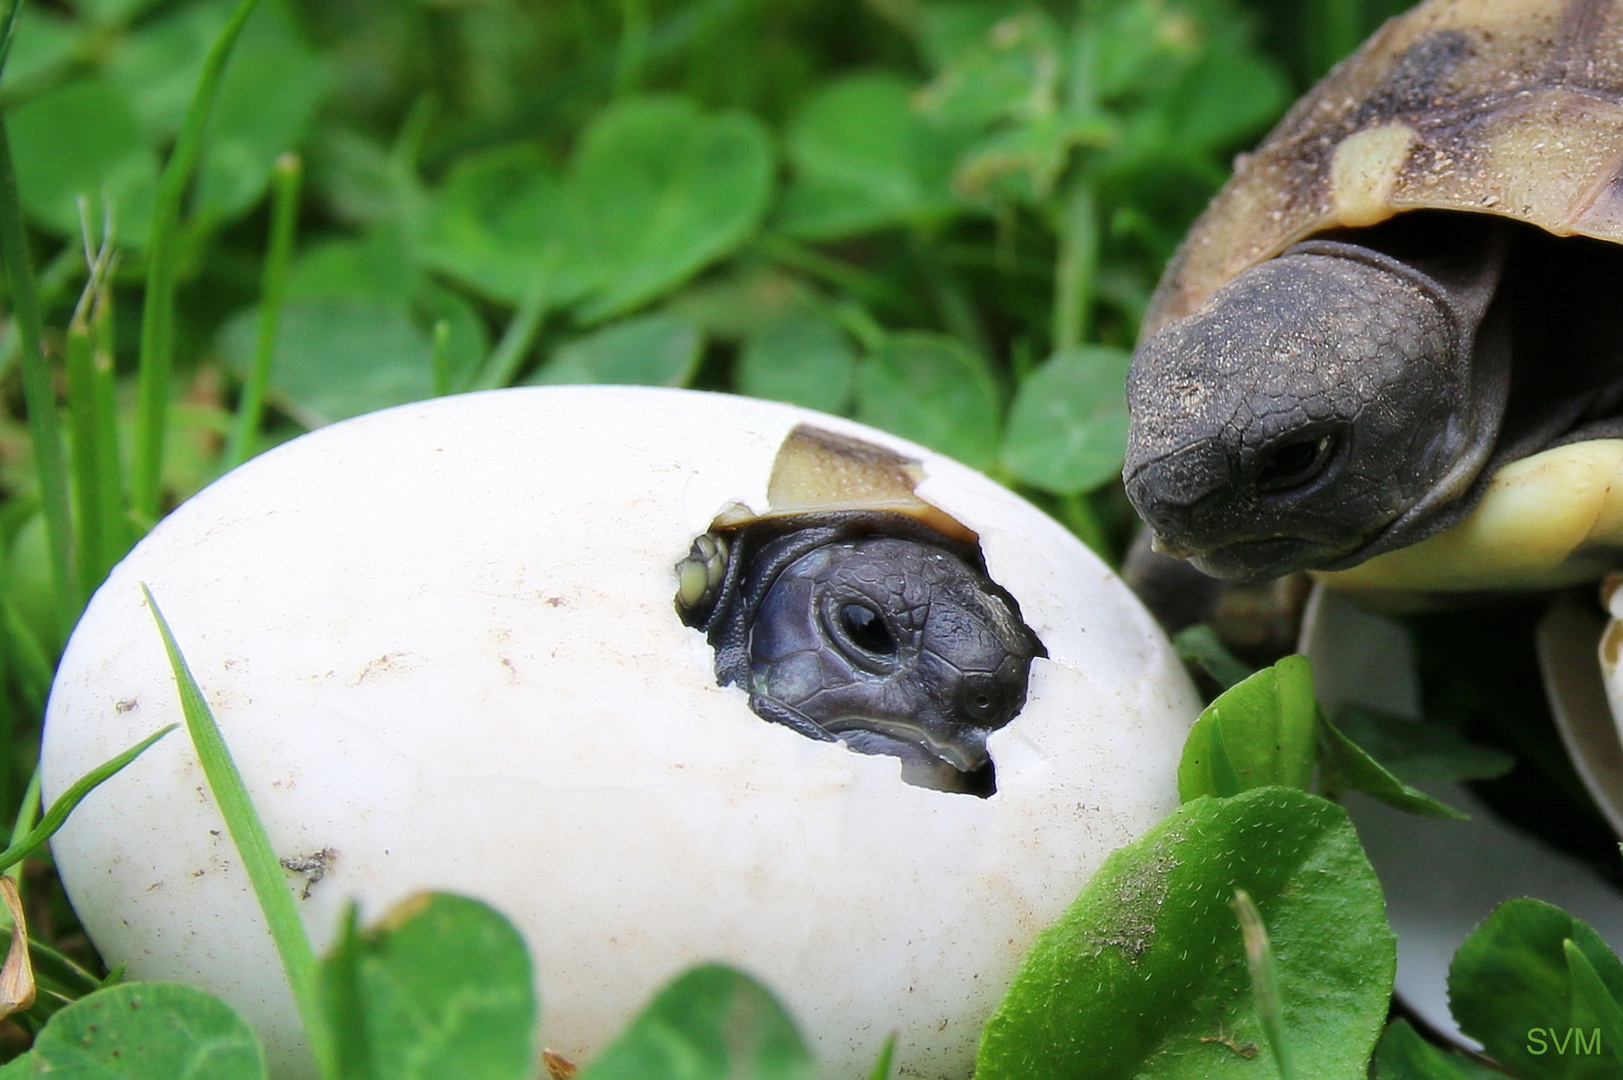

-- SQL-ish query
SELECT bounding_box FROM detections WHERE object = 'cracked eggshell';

[42,386,1197,1079]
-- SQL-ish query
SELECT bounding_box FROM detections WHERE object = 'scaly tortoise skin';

[1125,0,1623,599]
[676,426,1044,796]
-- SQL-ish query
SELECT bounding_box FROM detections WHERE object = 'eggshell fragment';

[42,387,1197,1079]
[1303,585,1623,1045]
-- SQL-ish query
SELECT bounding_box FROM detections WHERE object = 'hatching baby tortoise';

[676,426,1044,797]
[1126,0,1623,599]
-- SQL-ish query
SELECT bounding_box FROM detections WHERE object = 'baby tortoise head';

[676,510,1045,797]
[1125,222,1509,583]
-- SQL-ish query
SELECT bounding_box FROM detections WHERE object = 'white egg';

[42,387,1197,1079]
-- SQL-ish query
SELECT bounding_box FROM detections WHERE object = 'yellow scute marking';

[1330,125,1414,228]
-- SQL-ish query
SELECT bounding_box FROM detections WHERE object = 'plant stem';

[225,152,302,470]
[1233,889,1299,1080]
[90,262,127,569]
[0,0,22,70]
[614,0,650,96]
[909,231,989,361]
[1057,491,1109,561]
[431,318,452,397]
[752,233,912,312]
[0,0,76,638]
[0,119,75,641]
[8,766,40,850]
[65,316,103,601]
[388,94,432,256]
[830,298,888,354]
[0,596,48,718]
[131,0,262,520]
[64,213,123,596]
[1051,172,1098,354]
[473,286,548,390]
[143,585,337,1080]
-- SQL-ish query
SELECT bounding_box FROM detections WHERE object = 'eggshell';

[1304,585,1623,1045]
[42,387,1197,1079]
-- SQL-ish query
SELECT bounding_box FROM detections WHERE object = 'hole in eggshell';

[673,426,1046,797]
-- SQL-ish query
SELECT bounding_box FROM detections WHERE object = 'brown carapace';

[1150,0,1623,334]
[1126,0,1623,585]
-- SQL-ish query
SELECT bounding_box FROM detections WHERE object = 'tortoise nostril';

[959,675,1009,724]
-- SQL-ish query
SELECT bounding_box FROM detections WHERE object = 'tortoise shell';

[1146,0,1623,338]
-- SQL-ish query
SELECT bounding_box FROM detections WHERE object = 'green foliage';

[1178,654,1317,799]
[777,73,963,239]
[1231,889,1299,1080]
[1333,705,1516,785]
[1449,899,1623,1079]
[220,298,436,425]
[1173,624,1256,690]
[144,585,335,1076]
[531,312,702,388]
[579,965,814,1080]
[6,3,1616,1079]
[1374,1021,1504,1080]
[1002,344,1132,494]
[420,142,572,306]
[7,900,809,1080]
[28,982,266,1078]
[1317,716,1467,821]
[9,78,157,248]
[0,723,174,875]
[737,311,856,413]
[856,331,1001,467]
[570,98,774,322]
[321,895,535,1080]
[190,3,326,223]
[1177,654,1499,820]
[975,786,1395,1080]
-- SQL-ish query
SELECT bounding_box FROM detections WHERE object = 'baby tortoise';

[1125,0,1623,598]
[676,426,1044,796]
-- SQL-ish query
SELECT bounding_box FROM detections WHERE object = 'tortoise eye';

[1255,433,1336,493]
[838,603,896,655]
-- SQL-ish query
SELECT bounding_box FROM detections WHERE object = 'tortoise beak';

[822,716,991,773]
[1150,533,1196,558]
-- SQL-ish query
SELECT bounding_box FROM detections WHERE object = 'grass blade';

[225,151,302,469]
[9,762,41,849]
[89,264,128,572]
[15,931,99,1004]
[0,593,51,717]
[1232,889,1298,1080]
[65,237,115,597]
[141,584,338,1080]
[1206,720,1245,798]
[430,318,451,397]
[1050,173,1098,353]
[0,0,76,637]
[866,1034,897,1080]
[0,724,173,875]
[472,285,549,390]
[132,0,263,519]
